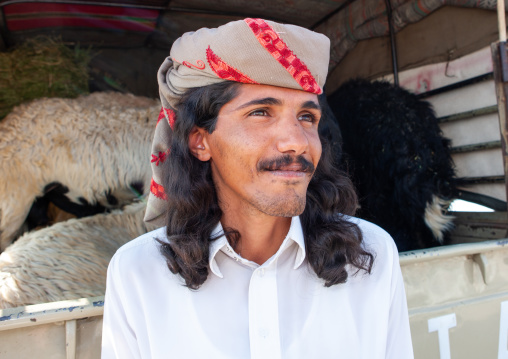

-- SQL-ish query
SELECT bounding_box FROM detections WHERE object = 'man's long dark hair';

[158,81,374,289]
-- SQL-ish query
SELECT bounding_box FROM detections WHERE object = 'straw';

[0,36,90,120]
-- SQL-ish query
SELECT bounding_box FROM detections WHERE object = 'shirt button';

[258,328,269,338]
[258,268,265,277]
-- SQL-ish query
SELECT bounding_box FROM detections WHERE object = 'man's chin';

[256,195,307,218]
[266,207,305,218]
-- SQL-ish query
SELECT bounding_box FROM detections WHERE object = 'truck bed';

[1,212,507,358]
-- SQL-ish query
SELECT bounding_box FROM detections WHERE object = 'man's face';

[198,84,322,217]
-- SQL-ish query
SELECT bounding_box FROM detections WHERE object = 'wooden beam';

[438,105,498,123]
[458,175,505,185]
[450,140,501,154]
[417,73,493,99]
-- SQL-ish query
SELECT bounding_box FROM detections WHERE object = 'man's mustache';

[257,155,315,173]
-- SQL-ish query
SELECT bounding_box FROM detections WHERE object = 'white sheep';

[0,202,153,309]
[0,92,160,250]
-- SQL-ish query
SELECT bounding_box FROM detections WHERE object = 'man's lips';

[269,164,308,175]
[268,169,308,178]
[276,163,306,171]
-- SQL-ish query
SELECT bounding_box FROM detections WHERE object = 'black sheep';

[328,79,456,251]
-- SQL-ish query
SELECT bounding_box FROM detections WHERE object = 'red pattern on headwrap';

[157,107,176,130]
[182,60,206,70]
[206,46,258,84]
[173,57,207,70]
[165,108,176,129]
[156,108,165,125]
[244,18,321,94]
[150,178,167,200]
[151,151,169,166]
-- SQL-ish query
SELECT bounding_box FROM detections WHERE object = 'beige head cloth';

[145,18,330,226]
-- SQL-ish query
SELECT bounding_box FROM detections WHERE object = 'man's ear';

[188,126,211,161]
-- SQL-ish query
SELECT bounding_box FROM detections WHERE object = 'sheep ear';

[188,126,211,161]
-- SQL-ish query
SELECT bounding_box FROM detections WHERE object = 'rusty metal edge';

[0,295,104,331]
[399,238,508,265]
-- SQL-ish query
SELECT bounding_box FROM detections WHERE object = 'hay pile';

[0,36,90,119]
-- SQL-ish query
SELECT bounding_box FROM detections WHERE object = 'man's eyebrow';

[234,97,282,111]
[234,98,321,112]
[301,100,321,111]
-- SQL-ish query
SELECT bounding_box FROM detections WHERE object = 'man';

[102,18,414,358]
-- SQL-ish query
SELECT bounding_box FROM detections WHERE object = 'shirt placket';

[248,263,281,359]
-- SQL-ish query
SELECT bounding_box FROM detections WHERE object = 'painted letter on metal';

[499,301,508,359]
[428,313,457,359]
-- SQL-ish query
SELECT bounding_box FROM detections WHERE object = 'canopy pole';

[385,0,399,86]
[492,41,508,211]
[499,0,507,42]
[494,1,508,211]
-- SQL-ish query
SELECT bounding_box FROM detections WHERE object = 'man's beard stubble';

[252,154,315,217]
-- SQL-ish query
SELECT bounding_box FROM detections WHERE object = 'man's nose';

[275,116,309,155]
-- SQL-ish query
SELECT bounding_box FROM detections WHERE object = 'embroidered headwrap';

[145,18,330,226]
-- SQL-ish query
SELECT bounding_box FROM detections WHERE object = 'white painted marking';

[499,301,508,359]
[428,313,457,359]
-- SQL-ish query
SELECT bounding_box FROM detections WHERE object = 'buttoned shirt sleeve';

[101,252,142,359]
[385,238,414,359]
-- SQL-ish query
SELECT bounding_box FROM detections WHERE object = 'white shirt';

[102,216,414,359]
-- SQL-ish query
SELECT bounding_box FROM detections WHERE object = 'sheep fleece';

[0,203,151,308]
[0,92,160,250]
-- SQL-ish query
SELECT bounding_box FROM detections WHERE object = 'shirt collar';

[208,222,228,278]
[287,215,306,269]
[208,216,307,278]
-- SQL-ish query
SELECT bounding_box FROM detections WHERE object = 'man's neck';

[221,208,292,265]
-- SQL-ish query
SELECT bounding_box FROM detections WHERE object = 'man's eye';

[249,109,268,116]
[298,113,317,123]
